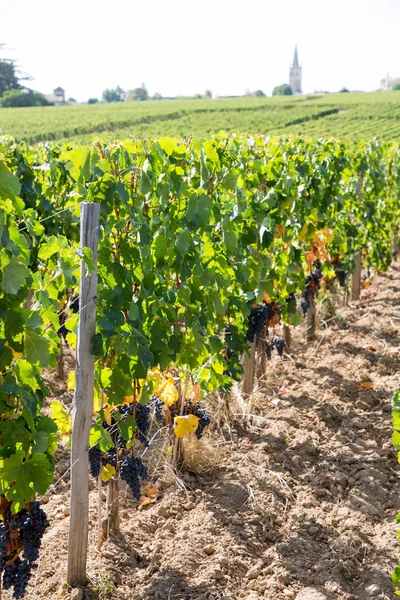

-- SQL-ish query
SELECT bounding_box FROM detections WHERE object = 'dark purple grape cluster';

[300,262,323,317]
[69,294,79,313]
[118,403,133,417]
[153,397,164,422]
[88,446,102,478]
[265,337,286,360]
[117,436,127,449]
[103,449,117,469]
[136,403,150,447]
[246,302,275,342]
[18,502,49,563]
[337,269,347,287]
[3,557,32,599]
[118,401,150,447]
[1,502,49,599]
[273,336,286,358]
[0,521,10,570]
[120,455,148,500]
[192,402,211,439]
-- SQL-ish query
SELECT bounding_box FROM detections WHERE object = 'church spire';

[289,45,302,95]
[293,46,299,69]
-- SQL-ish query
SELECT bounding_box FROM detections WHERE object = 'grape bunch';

[69,294,79,314]
[192,402,211,439]
[1,502,49,599]
[58,294,80,342]
[103,449,117,469]
[246,302,275,342]
[118,400,150,447]
[18,501,49,562]
[300,262,323,317]
[135,403,150,447]
[0,521,10,570]
[3,558,32,599]
[337,269,347,287]
[273,336,286,357]
[88,446,102,478]
[265,336,286,360]
[120,455,148,500]
[153,397,164,422]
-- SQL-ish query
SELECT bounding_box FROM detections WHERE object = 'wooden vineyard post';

[67,203,100,587]
[106,477,120,534]
[351,252,362,301]
[56,343,65,380]
[283,324,291,350]
[306,297,316,341]
[241,340,256,396]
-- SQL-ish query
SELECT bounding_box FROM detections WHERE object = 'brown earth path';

[6,262,400,600]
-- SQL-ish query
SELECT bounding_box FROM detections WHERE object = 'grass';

[1,91,400,144]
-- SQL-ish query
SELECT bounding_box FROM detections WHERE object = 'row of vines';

[0,133,399,597]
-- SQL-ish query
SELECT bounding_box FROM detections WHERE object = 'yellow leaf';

[299,223,308,241]
[67,371,75,391]
[66,332,76,349]
[93,390,107,413]
[322,227,334,244]
[359,381,373,390]
[147,368,163,389]
[5,342,23,360]
[167,445,173,456]
[101,464,116,482]
[160,380,179,406]
[103,405,113,426]
[123,395,134,404]
[156,373,175,395]
[174,414,200,438]
[51,400,72,439]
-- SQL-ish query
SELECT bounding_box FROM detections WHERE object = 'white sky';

[1,0,400,102]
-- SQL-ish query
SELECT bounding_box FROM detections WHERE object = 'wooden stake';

[172,372,190,469]
[283,324,291,350]
[306,297,316,341]
[107,477,120,534]
[351,252,362,301]
[241,340,256,396]
[56,342,65,380]
[97,391,105,550]
[67,202,100,587]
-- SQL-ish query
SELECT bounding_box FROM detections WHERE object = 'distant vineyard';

[1,92,400,144]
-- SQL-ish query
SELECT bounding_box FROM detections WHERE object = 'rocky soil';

[5,263,400,600]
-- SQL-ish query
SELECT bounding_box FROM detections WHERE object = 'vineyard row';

[0,132,399,595]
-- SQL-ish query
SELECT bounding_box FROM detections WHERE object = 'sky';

[1,0,400,102]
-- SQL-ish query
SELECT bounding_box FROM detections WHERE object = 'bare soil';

[6,263,400,600]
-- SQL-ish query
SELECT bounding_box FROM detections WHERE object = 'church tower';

[289,47,302,95]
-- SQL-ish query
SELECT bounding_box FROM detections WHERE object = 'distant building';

[289,47,302,95]
[45,87,66,105]
[380,74,400,90]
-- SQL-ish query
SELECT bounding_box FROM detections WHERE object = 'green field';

[1,91,400,144]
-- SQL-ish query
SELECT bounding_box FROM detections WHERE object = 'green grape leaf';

[2,258,30,295]
[139,171,152,195]
[90,424,113,452]
[16,359,38,391]
[24,329,50,367]
[76,246,95,276]
[175,229,191,257]
[0,451,53,511]
[0,161,22,206]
